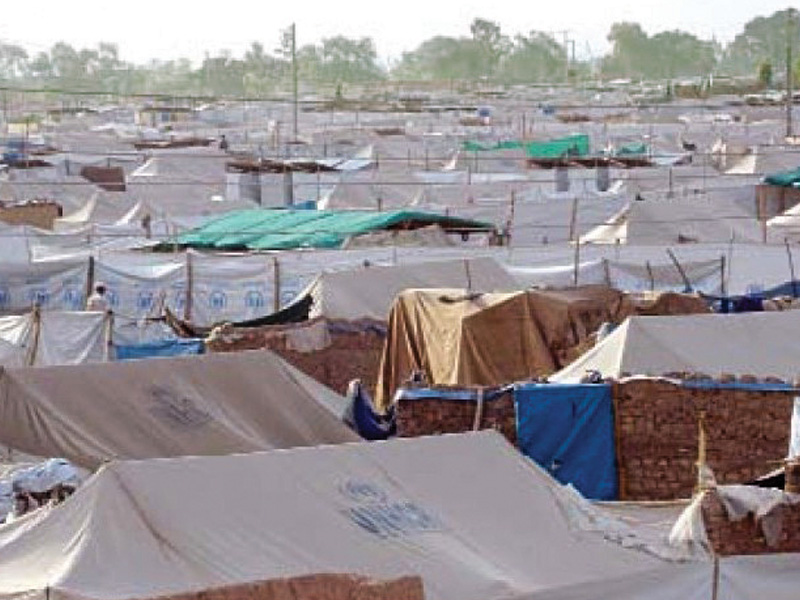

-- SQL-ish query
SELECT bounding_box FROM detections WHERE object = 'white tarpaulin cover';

[302,257,518,321]
[0,432,714,600]
[508,258,723,293]
[0,261,88,311]
[189,252,275,325]
[0,350,356,469]
[0,311,107,367]
[553,311,800,381]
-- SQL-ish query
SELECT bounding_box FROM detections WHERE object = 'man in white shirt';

[86,282,110,312]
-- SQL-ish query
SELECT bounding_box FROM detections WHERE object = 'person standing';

[86,282,110,312]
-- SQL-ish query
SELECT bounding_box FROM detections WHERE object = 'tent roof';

[580,198,762,245]
[302,257,518,321]
[552,311,800,382]
[0,431,700,600]
[0,350,356,469]
[177,209,494,251]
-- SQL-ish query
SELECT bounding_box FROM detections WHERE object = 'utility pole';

[787,9,797,139]
[291,23,298,143]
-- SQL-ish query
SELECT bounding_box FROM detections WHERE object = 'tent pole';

[572,240,581,287]
[184,251,194,322]
[273,257,281,313]
[645,261,655,291]
[785,238,798,297]
[27,304,41,367]
[720,255,727,297]
[666,248,692,293]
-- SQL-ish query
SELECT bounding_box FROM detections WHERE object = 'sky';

[1,0,798,66]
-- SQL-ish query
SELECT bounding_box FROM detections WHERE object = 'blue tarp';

[514,383,617,500]
[114,338,205,361]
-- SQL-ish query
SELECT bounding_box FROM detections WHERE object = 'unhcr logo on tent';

[147,385,212,430]
[339,479,444,539]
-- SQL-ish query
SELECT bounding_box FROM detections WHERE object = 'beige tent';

[0,350,357,469]
[552,310,800,382]
[0,431,719,600]
[301,257,518,321]
[580,198,763,245]
[376,286,637,406]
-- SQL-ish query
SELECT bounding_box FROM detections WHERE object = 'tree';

[722,9,799,75]
[759,60,773,88]
[469,18,509,76]
[603,22,650,78]
[393,36,483,80]
[318,36,384,83]
[499,32,566,82]
[0,44,28,80]
[602,22,717,79]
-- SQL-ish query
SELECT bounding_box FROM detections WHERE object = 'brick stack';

[207,320,386,397]
[615,378,795,501]
[395,388,517,445]
[701,489,800,555]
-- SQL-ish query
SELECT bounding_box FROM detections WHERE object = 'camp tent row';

[0,431,797,600]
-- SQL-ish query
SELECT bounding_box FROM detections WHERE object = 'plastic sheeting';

[514,383,617,500]
[0,311,107,367]
[115,338,205,361]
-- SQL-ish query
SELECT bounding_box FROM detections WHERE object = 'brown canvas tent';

[376,286,638,406]
[0,350,357,469]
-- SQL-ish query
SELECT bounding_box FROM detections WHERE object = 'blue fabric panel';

[115,339,205,361]
[514,383,617,500]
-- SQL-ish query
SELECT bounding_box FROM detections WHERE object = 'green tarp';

[461,135,590,159]
[764,167,800,187]
[177,209,494,251]
[615,142,648,156]
[524,134,590,159]
[461,140,525,152]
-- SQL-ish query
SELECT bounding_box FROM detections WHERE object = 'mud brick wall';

[395,389,517,445]
[615,379,795,501]
[701,489,800,556]
[207,322,385,397]
[152,573,424,600]
[0,202,62,229]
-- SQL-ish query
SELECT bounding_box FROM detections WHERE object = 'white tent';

[0,431,714,600]
[552,311,800,382]
[300,257,519,321]
[580,198,763,245]
[0,349,356,469]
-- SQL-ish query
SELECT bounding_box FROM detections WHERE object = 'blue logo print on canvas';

[244,290,265,309]
[28,289,50,307]
[62,288,83,310]
[209,291,227,310]
[0,289,9,308]
[137,291,154,310]
[339,480,443,538]
[106,289,119,307]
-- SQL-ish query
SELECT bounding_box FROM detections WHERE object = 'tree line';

[0,9,797,97]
